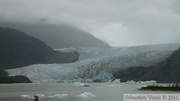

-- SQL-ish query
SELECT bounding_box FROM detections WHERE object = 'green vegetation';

[139,84,180,91]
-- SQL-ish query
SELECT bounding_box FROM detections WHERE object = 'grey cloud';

[0,0,180,46]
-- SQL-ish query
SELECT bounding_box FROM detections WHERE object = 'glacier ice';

[6,43,180,83]
[47,94,68,98]
[123,80,157,84]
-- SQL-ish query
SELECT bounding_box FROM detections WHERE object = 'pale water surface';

[0,83,179,101]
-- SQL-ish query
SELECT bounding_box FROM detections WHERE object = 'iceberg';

[36,94,46,98]
[20,94,46,99]
[47,94,68,98]
[124,80,136,84]
[75,83,89,87]
[20,95,34,99]
[76,92,96,98]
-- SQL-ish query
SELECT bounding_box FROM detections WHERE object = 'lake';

[0,83,179,101]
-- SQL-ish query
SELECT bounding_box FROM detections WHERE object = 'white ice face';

[6,43,180,83]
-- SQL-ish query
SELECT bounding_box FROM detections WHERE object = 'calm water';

[0,83,179,101]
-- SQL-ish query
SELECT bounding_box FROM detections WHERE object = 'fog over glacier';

[7,43,180,83]
[1,0,180,46]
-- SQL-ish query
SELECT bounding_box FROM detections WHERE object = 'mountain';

[0,69,8,76]
[6,43,180,83]
[0,69,31,84]
[114,46,180,83]
[0,22,111,48]
[140,46,180,83]
[0,27,79,69]
[113,66,152,82]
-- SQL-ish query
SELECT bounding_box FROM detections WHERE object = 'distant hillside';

[0,22,111,48]
[140,46,180,83]
[0,27,79,69]
[114,46,180,83]
[0,69,31,84]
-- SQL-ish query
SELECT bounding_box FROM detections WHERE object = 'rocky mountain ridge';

[0,27,79,69]
[114,46,180,83]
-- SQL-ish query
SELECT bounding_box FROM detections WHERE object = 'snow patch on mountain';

[6,43,180,83]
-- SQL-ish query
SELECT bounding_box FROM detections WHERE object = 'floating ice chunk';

[76,92,96,98]
[36,94,46,98]
[79,83,89,87]
[74,82,81,86]
[138,85,148,89]
[74,82,81,85]
[20,94,45,99]
[20,95,34,99]
[124,80,136,84]
[75,83,89,87]
[147,80,157,84]
[47,94,68,98]
[47,95,54,98]
[52,94,61,98]
[61,94,68,98]
[47,94,61,98]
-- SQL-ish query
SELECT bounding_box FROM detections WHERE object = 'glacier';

[6,43,180,83]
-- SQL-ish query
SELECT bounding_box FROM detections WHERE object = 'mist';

[0,0,180,46]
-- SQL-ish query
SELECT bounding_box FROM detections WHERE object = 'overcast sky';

[0,0,180,46]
